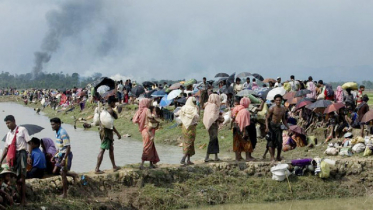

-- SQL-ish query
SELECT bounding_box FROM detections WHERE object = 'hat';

[0,168,16,176]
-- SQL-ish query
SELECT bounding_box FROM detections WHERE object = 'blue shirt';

[32,148,46,169]
[55,127,71,155]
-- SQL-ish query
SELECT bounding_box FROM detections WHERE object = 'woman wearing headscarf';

[41,138,57,174]
[231,97,254,161]
[133,98,160,169]
[203,94,224,162]
[335,86,344,103]
[176,97,199,165]
[306,79,316,99]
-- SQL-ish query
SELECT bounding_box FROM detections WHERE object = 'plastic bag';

[271,164,290,181]
[352,143,365,153]
[100,110,114,129]
[363,146,372,156]
[339,147,352,156]
[92,107,100,126]
[319,160,330,179]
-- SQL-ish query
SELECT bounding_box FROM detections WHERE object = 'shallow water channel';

[188,197,373,210]
[0,102,205,173]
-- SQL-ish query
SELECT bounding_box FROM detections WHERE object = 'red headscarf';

[234,97,251,132]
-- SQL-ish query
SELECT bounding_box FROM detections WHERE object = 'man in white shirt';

[288,75,300,91]
[0,115,31,206]
[274,77,282,88]
[243,77,251,90]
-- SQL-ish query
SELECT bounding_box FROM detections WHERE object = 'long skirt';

[233,124,253,153]
[141,128,160,164]
[207,123,219,154]
[182,125,196,156]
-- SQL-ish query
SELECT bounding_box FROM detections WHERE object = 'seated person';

[41,138,57,174]
[345,108,359,130]
[27,137,46,179]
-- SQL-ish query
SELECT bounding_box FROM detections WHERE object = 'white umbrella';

[167,89,182,100]
[266,87,286,101]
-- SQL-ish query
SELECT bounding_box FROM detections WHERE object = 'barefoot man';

[50,117,78,198]
[1,115,31,206]
[265,94,290,163]
[95,96,121,174]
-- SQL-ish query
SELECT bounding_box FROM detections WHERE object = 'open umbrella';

[266,87,286,101]
[220,86,234,94]
[151,90,166,97]
[324,102,345,114]
[145,89,157,98]
[176,97,187,105]
[295,89,311,97]
[101,89,116,99]
[167,89,182,100]
[289,125,305,135]
[283,92,296,100]
[169,83,182,90]
[142,81,154,87]
[215,73,230,78]
[288,97,303,105]
[263,78,276,83]
[226,73,236,88]
[215,77,228,84]
[306,100,333,110]
[361,110,373,123]
[252,73,264,81]
[130,85,145,97]
[255,87,270,100]
[92,77,116,98]
[159,95,172,107]
[2,124,44,142]
[97,85,110,96]
[184,79,197,87]
[295,100,312,109]
[236,72,251,78]
[236,89,257,97]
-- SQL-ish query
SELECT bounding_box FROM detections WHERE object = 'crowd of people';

[0,74,372,207]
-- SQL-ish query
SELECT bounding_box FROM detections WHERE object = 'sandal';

[113,167,121,172]
[204,159,211,163]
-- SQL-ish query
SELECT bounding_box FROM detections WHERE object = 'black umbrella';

[145,89,157,98]
[252,73,264,81]
[130,85,145,97]
[214,77,228,84]
[220,86,234,94]
[226,73,236,88]
[92,77,116,98]
[207,80,215,85]
[305,100,333,110]
[2,124,44,142]
[236,72,252,78]
[258,88,271,100]
[176,97,187,105]
[142,81,154,88]
[215,73,230,78]
[295,89,311,97]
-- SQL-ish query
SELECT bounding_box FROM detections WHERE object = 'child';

[27,137,47,179]
[0,169,17,205]
[147,106,161,141]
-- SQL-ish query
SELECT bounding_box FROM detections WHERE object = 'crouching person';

[27,137,46,179]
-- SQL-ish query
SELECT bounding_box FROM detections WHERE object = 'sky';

[0,0,372,82]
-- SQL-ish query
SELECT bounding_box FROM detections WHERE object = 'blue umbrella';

[151,90,166,97]
[160,94,173,107]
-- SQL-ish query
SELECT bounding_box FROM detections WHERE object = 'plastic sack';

[92,107,100,126]
[283,83,291,92]
[100,110,114,129]
[341,82,358,90]
[175,116,182,125]
[271,164,290,181]
[363,146,372,156]
[339,147,352,156]
[319,160,330,179]
[352,143,365,153]
[248,94,260,104]
[325,147,339,156]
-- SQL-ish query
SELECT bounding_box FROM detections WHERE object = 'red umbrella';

[263,78,276,83]
[361,110,373,123]
[288,97,302,105]
[283,92,296,100]
[289,125,306,135]
[295,100,312,110]
[324,102,345,114]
